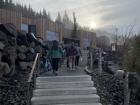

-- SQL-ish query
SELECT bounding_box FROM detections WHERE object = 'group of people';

[44,40,82,76]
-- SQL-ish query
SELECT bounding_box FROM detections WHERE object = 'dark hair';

[52,40,59,50]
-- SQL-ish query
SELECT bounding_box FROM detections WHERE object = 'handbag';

[80,57,83,62]
[45,59,52,71]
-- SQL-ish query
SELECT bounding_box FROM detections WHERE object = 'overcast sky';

[13,0,140,33]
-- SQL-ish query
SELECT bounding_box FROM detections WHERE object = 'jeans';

[67,56,75,69]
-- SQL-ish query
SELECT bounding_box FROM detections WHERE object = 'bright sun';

[90,22,97,29]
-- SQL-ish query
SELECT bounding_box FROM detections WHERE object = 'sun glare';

[90,22,97,29]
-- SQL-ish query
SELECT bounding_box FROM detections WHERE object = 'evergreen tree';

[0,0,4,9]
[63,11,74,29]
[5,0,9,9]
[36,12,40,18]
[9,0,14,11]
[47,12,51,20]
[63,11,69,23]
[23,5,28,17]
[43,8,47,18]
[71,12,77,38]
[16,3,22,13]
[28,4,32,17]
[39,10,42,17]
[31,8,35,18]
[123,36,140,75]
[56,12,61,23]
[9,0,12,4]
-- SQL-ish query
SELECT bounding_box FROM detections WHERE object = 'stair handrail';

[27,53,40,82]
[27,53,40,105]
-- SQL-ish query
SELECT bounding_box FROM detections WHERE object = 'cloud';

[13,0,140,32]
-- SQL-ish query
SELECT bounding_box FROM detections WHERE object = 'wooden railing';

[87,48,103,73]
[27,53,40,105]
[28,53,40,82]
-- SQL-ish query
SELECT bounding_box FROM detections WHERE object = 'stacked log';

[0,23,42,104]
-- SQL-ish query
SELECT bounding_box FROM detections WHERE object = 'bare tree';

[112,22,136,58]
[122,23,136,105]
[112,22,136,105]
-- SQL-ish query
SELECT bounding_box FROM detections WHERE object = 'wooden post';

[27,82,31,105]
[90,50,93,69]
[99,49,102,74]
[124,71,130,105]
